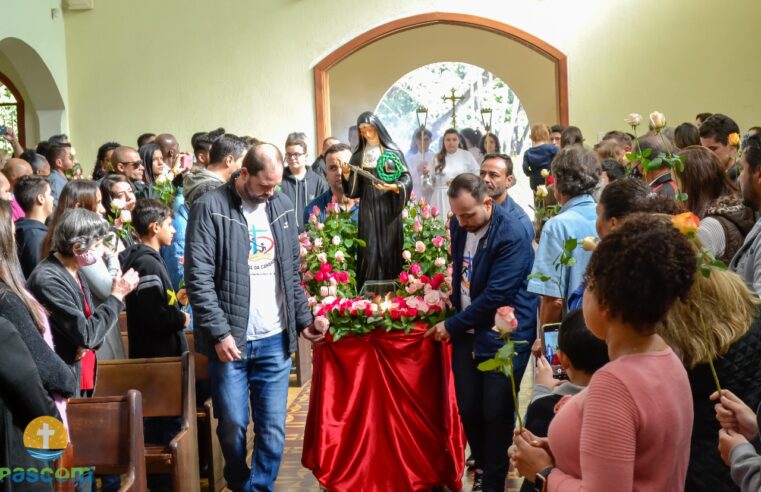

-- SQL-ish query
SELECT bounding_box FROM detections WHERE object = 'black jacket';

[0,316,58,492]
[686,316,761,492]
[14,218,47,279]
[119,244,188,358]
[279,167,328,231]
[185,178,312,359]
[27,254,123,384]
[0,282,77,397]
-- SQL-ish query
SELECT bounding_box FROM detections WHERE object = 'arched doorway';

[0,72,25,151]
[313,13,567,146]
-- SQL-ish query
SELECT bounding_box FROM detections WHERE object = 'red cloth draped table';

[302,322,466,491]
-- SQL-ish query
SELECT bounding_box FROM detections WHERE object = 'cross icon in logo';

[37,422,55,449]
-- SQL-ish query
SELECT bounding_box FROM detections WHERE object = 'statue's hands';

[373,182,399,193]
[339,160,351,179]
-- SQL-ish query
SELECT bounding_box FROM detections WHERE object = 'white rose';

[332,235,341,246]
[434,257,446,268]
[119,210,132,223]
[582,236,598,252]
[314,238,323,249]
[415,241,426,253]
[649,111,666,130]
[334,250,345,263]
[536,185,549,199]
[402,250,412,261]
[316,252,327,263]
[624,113,642,127]
[319,286,329,297]
[328,285,337,297]
[110,198,126,211]
[424,290,441,306]
[402,209,409,219]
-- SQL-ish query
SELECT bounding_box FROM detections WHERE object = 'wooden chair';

[94,353,200,492]
[119,312,129,357]
[66,390,147,492]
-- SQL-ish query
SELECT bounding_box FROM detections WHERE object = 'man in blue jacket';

[185,143,322,492]
[426,173,537,492]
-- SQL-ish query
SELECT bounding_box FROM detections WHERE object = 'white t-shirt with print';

[460,224,488,310]
[242,199,284,340]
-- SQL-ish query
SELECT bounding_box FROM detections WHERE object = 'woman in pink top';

[510,214,696,491]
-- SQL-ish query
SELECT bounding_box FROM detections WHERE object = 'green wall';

[55,0,761,168]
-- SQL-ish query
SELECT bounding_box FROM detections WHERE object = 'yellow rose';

[672,212,700,237]
[536,185,549,198]
[540,169,550,178]
[728,132,741,148]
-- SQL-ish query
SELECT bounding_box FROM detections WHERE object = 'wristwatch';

[534,466,553,492]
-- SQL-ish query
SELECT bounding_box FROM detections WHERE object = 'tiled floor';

[273,362,535,491]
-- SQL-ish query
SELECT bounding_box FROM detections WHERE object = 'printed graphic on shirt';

[461,254,473,296]
[249,225,275,274]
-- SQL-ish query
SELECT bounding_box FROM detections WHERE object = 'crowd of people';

[1,110,761,492]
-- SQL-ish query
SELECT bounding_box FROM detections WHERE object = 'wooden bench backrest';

[94,354,190,417]
[67,390,147,490]
[184,332,209,382]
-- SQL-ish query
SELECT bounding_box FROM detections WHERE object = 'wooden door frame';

[313,12,568,145]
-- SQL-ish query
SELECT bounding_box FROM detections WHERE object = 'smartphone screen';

[542,328,567,380]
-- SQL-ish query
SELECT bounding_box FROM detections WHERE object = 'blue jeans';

[209,331,291,492]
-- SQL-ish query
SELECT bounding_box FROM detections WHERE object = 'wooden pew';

[67,390,147,492]
[94,353,200,492]
[187,332,226,492]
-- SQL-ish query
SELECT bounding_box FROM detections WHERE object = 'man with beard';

[185,143,323,492]
[479,153,533,240]
[731,133,761,296]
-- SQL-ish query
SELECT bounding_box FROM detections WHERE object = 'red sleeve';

[549,369,638,492]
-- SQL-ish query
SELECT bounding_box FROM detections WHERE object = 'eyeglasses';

[121,160,144,168]
[285,152,305,160]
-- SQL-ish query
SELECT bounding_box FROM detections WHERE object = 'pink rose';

[399,271,410,284]
[329,276,338,286]
[413,220,423,233]
[314,238,323,249]
[303,271,314,281]
[415,241,426,253]
[404,296,420,309]
[493,306,518,336]
[336,271,349,283]
[422,206,431,219]
[314,315,330,333]
[335,250,345,263]
[424,290,441,306]
[431,206,439,217]
[409,263,422,276]
[300,247,308,258]
[319,286,329,297]
[317,223,325,231]
[405,283,419,294]
[432,235,444,248]
[317,253,328,263]
[402,250,412,261]
[312,205,321,217]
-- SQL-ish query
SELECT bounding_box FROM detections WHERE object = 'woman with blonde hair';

[660,265,761,492]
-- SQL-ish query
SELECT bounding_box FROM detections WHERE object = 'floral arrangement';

[107,198,135,241]
[477,306,527,428]
[153,157,193,208]
[532,169,559,237]
[302,195,453,342]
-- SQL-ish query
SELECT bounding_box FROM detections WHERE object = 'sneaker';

[471,469,484,492]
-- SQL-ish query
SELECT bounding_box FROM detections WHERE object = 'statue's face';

[359,123,380,145]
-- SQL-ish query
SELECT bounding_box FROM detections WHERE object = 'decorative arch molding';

[313,12,568,145]
[0,72,25,147]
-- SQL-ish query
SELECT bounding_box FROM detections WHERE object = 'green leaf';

[477,359,500,372]
[527,272,551,282]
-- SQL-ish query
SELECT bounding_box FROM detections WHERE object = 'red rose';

[420,275,430,284]
[314,271,325,282]
[405,308,419,318]
[364,305,374,317]
[320,263,333,273]
[399,271,410,284]
[337,271,349,283]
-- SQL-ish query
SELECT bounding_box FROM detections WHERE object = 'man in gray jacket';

[731,133,761,296]
[185,143,322,492]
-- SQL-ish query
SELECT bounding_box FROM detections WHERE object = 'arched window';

[0,73,25,153]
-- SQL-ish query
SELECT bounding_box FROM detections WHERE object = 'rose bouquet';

[106,198,135,242]
[300,195,454,341]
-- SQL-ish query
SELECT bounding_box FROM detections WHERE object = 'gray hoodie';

[183,167,225,207]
